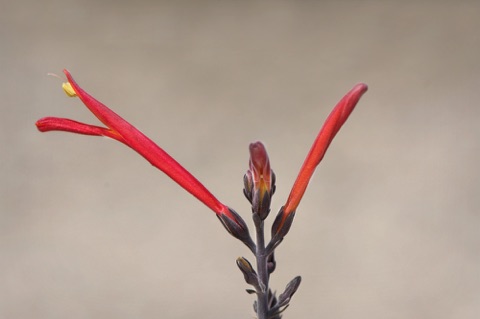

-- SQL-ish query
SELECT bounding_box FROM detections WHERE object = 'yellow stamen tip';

[62,82,77,97]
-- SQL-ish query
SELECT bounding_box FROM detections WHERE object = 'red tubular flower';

[272,83,368,236]
[36,69,236,221]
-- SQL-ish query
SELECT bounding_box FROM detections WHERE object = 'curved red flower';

[36,70,236,221]
[272,83,368,235]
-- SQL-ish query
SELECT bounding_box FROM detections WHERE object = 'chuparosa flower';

[271,83,368,237]
[36,69,249,233]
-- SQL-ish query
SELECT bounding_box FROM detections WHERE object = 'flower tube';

[272,83,368,237]
[36,70,238,222]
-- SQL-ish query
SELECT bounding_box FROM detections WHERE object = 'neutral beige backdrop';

[1,1,479,318]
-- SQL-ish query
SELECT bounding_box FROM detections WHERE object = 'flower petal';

[36,117,124,142]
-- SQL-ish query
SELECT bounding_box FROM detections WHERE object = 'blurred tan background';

[1,1,479,318]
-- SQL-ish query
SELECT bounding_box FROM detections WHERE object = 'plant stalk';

[255,218,269,319]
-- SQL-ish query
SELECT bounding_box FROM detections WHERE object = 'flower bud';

[268,276,302,318]
[236,257,259,288]
[245,142,275,220]
[278,276,301,307]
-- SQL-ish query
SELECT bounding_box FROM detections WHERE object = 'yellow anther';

[62,82,77,97]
